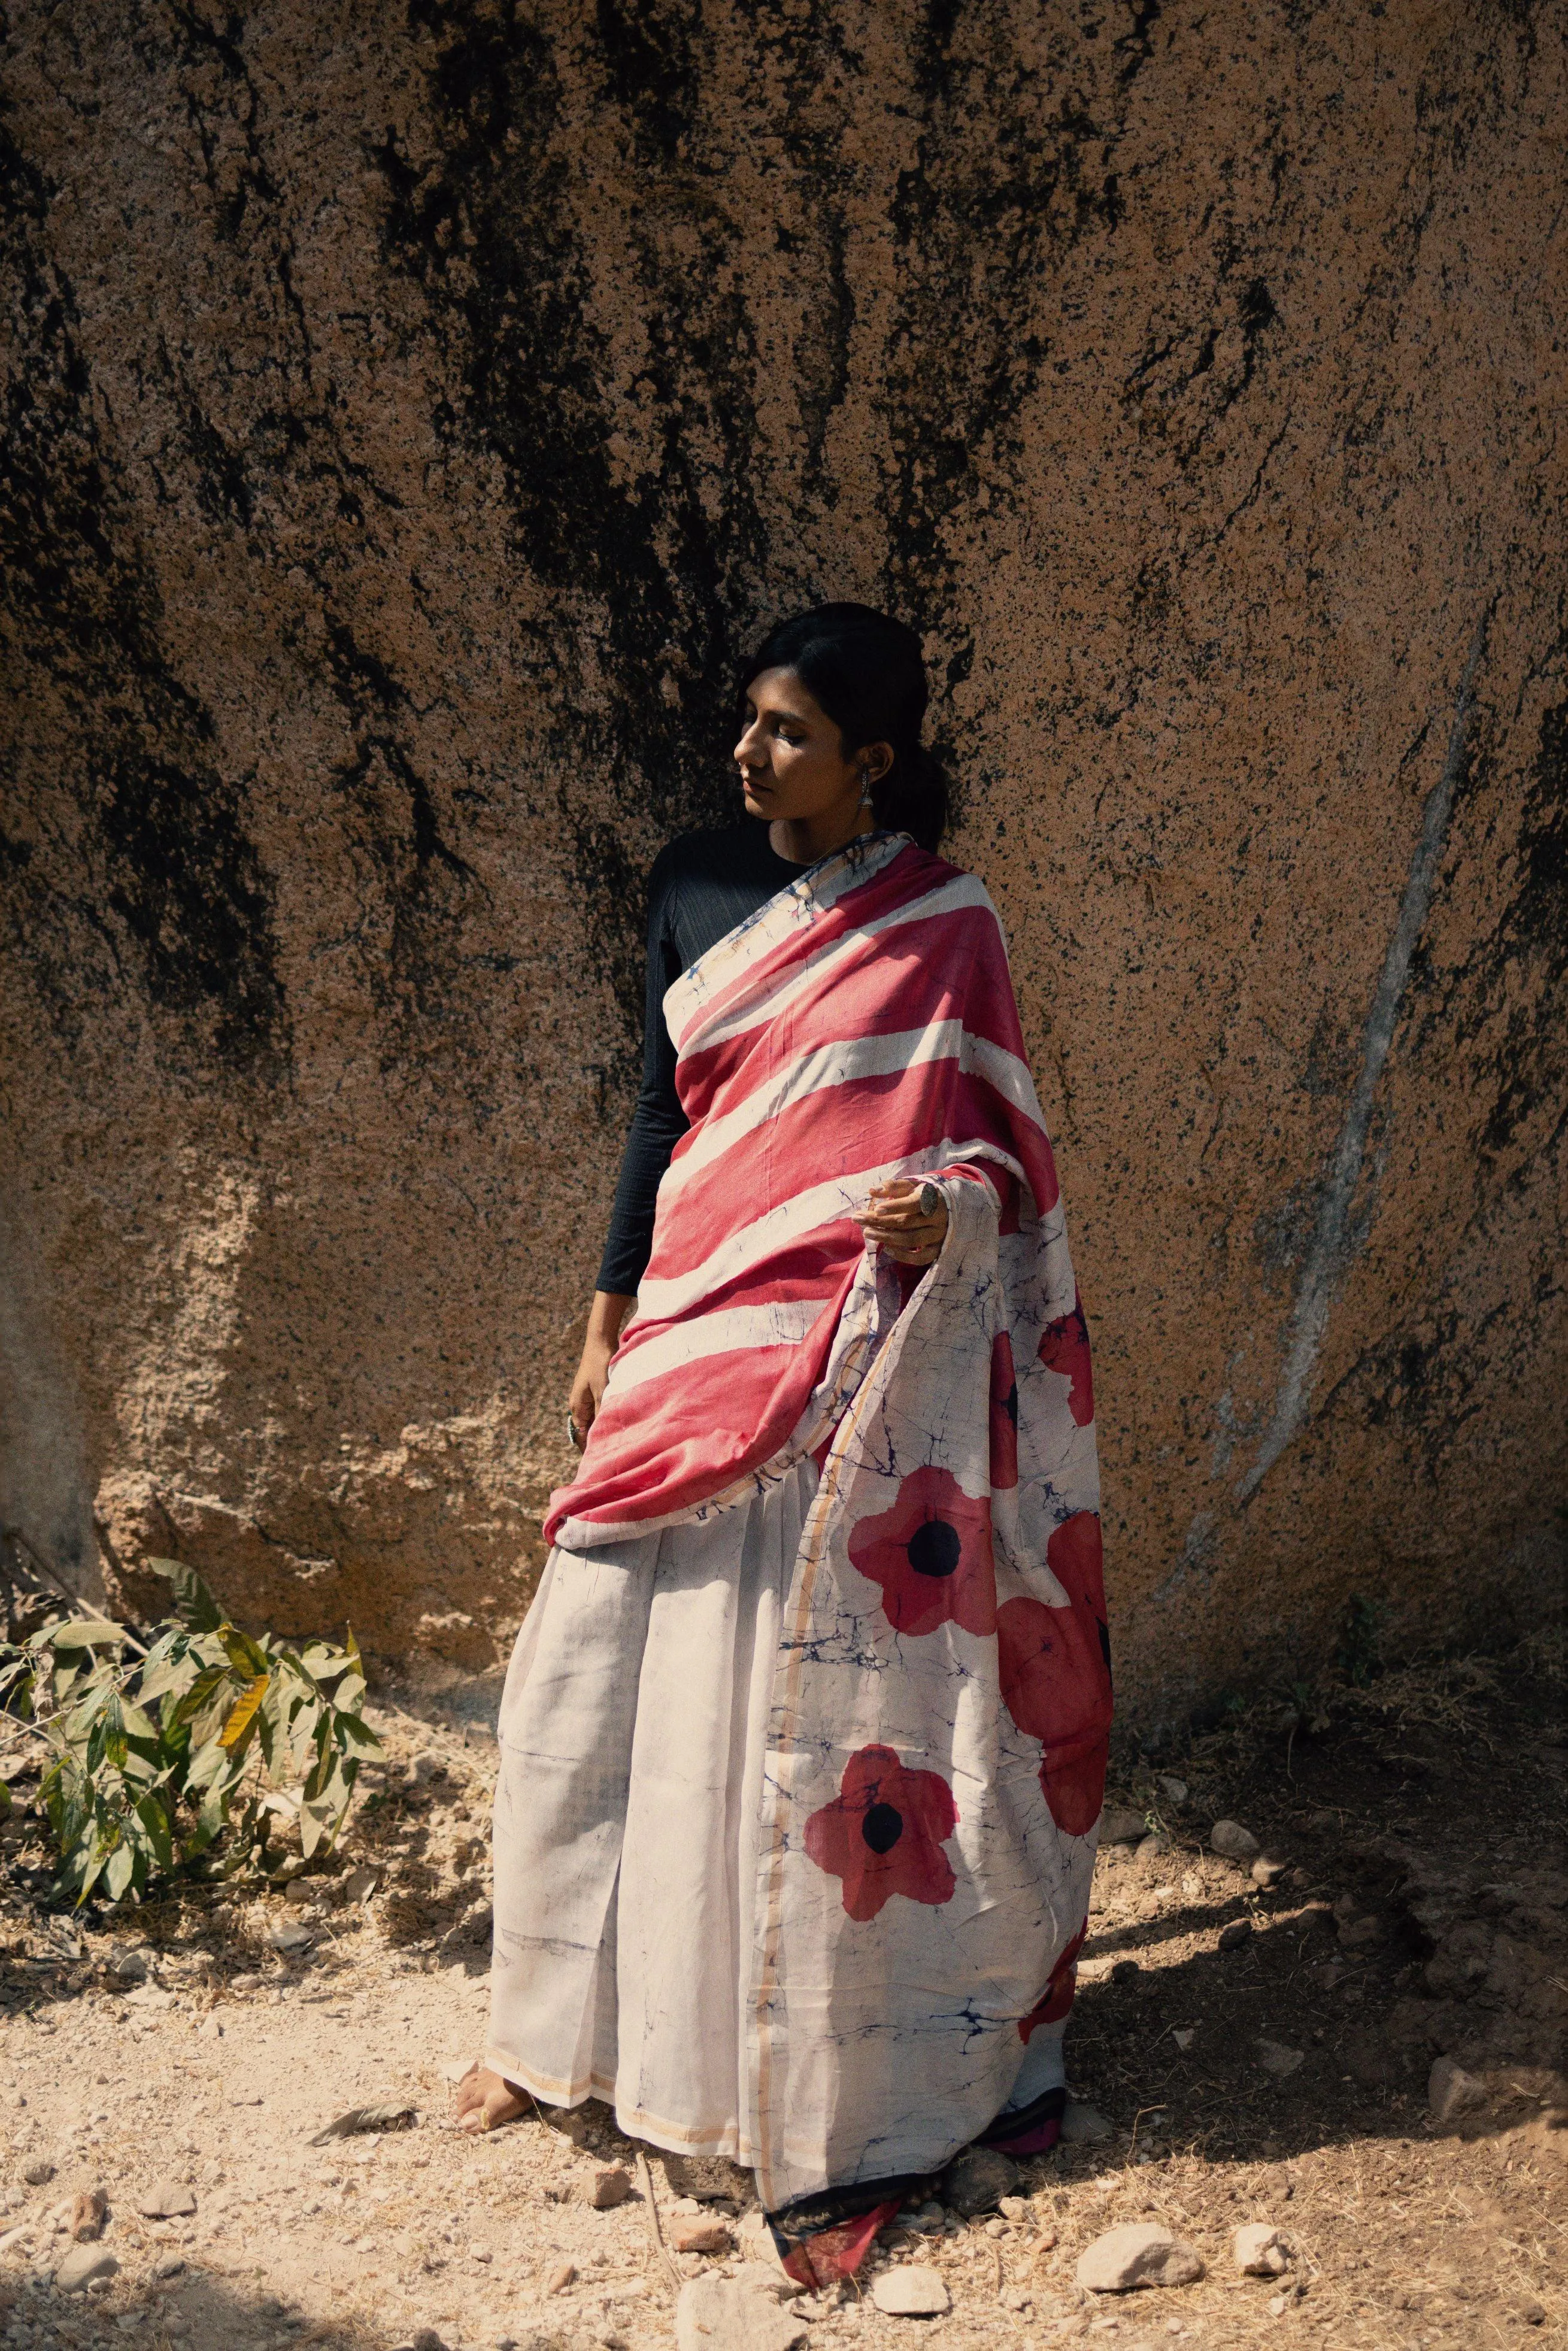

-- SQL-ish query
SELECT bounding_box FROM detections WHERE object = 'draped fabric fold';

[541,831,1109,2212]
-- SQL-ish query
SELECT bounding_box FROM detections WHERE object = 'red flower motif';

[996,1512,1111,1837]
[996,1513,1111,1742]
[990,1331,1019,1492]
[847,1466,996,1638]
[1039,1735,1108,1837]
[1045,1507,1109,1624]
[1017,1919,1088,2039]
[1039,1292,1094,1427]
[803,1744,959,1922]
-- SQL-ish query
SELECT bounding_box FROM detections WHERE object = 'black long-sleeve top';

[596,822,808,1297]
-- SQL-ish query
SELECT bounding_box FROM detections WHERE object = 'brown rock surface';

[0,2,1561,1707]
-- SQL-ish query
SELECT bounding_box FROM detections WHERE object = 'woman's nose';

[735,718,763,767]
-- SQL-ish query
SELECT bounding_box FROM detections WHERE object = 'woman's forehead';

[745,665,828,723]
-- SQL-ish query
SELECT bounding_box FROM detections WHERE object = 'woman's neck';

[769,809,874,866]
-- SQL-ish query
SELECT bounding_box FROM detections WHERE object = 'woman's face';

[735,667,890,828]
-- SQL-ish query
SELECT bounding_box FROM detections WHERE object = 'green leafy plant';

[0,1559,380,1905]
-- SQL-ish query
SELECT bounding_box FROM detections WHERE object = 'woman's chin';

[741,786,772,819]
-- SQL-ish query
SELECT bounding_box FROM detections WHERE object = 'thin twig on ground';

[635,2147,684,2295]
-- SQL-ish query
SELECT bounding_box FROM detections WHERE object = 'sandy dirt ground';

[1,1639,1563,2351]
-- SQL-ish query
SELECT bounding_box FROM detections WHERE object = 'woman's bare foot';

[453,2062,530,2132]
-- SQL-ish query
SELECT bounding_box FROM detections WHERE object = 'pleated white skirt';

[484,1460,819,2161]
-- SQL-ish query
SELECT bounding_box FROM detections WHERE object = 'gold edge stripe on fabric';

[487,2052,756,2162]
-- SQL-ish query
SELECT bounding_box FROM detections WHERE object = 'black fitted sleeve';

[595,852,688,1296]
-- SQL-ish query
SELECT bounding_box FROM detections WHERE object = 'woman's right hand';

[568,1291,635,1447]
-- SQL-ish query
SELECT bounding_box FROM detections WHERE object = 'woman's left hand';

[856,1178,948,1266]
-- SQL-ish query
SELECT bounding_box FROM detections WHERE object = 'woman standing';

[459,605,1110,2283]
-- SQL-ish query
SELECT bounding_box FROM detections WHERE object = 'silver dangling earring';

[859,768,874,809]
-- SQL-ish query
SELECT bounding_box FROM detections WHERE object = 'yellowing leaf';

[219,1673,271,1750]
[218,1623,268,1677]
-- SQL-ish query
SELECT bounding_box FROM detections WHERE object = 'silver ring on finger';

[566,1407,585,1452]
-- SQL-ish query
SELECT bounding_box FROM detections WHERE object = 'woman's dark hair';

[741,602,951,854]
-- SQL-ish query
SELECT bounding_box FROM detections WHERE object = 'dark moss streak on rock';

[0,116,287,1075]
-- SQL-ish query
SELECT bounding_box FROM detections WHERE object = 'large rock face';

[1,1,1561,1712]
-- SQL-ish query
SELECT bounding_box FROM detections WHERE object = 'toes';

[451,2064,529,2135]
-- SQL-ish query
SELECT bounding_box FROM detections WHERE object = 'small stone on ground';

[731,2261,804,2300]
[941,2144,1020,2215]
[69,2187,107,2240]
[671,2213,732,2253]
[1429,2053,1487,2125]
[675,2273,810,2350]
[1234,2223,1293,2274]
[870,2265,951,2316]
[1210,1819,1260,1859]
[54,2243,119,2291]
[1061,2098,1114,2141]
[138,2181,198,2217]
[1076,2223,1206,2292]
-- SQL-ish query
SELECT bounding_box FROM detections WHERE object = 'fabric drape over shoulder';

[547,832,1109,2212]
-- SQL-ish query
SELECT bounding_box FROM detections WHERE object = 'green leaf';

[335,1713,382,1754]
[149,1557,225,1633]
[188,1789,225,1855]
[133,1792,174,1873]
[299,1795,336,1858]
[185,1738,242,1795]
[40,1619,126,1651]
[137,1649,204,1704]
[74,1846,107,1903]
[286,1701,322,1778]
[168,1664,233,1731]
[117,1697,161,1743]
[275,1646,326,1700]
[103,1838,134,1901]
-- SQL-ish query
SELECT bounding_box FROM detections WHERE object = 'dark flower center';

[906,1517,962,1579]
[862,1801,904,1854]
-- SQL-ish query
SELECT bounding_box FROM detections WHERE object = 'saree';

[534,830,1109,2216]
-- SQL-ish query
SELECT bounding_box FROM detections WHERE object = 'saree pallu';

[515,831,1109,2215]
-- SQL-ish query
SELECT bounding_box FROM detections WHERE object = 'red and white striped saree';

[547,830,1109,2212]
